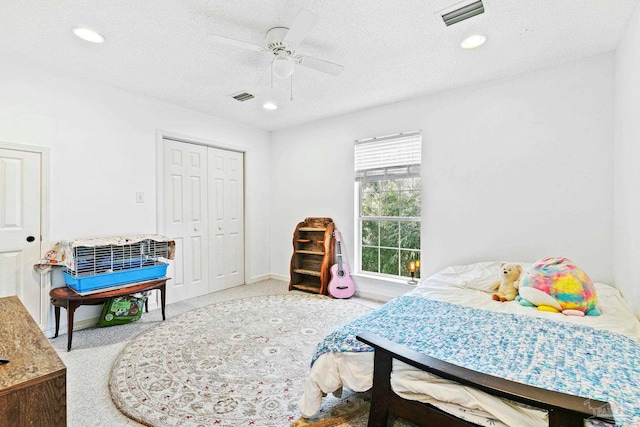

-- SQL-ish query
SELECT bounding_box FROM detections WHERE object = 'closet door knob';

[26,236,35,242]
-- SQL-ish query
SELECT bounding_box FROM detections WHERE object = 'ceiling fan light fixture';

[72,27,105,43]
[263,102,278,110]
[272,57,295,79]
[460,34,486,49]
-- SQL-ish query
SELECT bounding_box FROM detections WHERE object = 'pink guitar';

[328,230,355,298]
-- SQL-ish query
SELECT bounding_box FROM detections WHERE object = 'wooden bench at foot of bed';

[356,332,613,427]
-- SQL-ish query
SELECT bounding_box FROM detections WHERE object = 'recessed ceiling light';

[460,34,486,50]
[72,27,105,43]
[263,102,278,110]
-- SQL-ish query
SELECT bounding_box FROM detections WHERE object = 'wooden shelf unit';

[289,217,335,295]
[296,250,324,255]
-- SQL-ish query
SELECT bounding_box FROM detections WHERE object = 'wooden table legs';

[50,279,167,351]
[53,300,83,352]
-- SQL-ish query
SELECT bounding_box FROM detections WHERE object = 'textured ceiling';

[1,0,638,131]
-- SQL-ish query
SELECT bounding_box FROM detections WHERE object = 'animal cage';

[62,236,173,294]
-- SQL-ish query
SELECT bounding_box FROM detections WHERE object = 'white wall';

[0,49,623,313]
[0,57,271,325]
[614,4,640,317]
[271,54,615,299]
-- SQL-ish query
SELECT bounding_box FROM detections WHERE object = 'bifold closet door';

[162,139,209,302]
[208,147,244,292]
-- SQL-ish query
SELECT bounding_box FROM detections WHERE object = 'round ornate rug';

[109,294,373,427]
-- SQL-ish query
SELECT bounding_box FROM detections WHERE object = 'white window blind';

[354,131,421,181]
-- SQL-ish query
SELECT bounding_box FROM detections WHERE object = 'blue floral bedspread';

[311,296,640,426]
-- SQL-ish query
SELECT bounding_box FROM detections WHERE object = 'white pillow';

[428,261,532,292]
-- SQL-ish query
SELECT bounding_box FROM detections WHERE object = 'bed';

[300,261,640,427]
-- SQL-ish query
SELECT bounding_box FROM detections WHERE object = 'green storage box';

[96,294,147,327]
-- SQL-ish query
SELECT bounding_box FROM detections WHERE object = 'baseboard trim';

[267,273,289,283]
[352,274,416,302]
[247,274,288,284]
[261,273,408,300]
[247,274,271,284]
[43,316,100,339]
[41,276,397,338]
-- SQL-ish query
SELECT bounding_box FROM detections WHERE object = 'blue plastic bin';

[63,263,168,293]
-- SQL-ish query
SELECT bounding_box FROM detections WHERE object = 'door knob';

[218,226,223,230]
[26,236,35,242]
[194,227,199,231]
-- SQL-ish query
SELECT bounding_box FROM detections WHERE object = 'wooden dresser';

[0,296,66,427]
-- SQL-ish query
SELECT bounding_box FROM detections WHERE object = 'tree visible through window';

[355,131,421,279]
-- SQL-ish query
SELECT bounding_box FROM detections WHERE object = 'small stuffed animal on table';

[491,263,522,302]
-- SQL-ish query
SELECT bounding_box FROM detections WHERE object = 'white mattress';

[300,262,640,427]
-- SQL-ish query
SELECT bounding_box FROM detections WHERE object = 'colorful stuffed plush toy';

[516,256,600,316]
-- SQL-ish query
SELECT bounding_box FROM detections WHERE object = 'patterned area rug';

[109,294,373,426]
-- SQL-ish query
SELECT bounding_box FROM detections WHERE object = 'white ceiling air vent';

[230,92,255,102]
[441,0,485,26]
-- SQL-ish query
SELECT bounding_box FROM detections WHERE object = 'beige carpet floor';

[52,280,415,426]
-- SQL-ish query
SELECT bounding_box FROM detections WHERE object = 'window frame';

[354,131,422,280]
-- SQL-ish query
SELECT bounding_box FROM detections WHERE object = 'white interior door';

[208,147,244,292]
[162,139,208,302]
[0,148,42,324]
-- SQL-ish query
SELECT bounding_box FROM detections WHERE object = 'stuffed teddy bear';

[491,263,522,302]
[517,256,600,316]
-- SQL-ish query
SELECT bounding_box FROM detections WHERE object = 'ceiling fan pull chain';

[271,60,274,90]
[290,74,293,101]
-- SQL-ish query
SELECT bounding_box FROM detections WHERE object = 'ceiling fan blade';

[283,9,319,46]
[298,55,344,76]
[255,59,273,87]
[210,34,265,52]
[253,59,287,90]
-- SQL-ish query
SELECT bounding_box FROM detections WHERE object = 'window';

[355,131,422,279]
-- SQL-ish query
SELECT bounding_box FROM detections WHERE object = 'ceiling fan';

[210,9,344,80]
